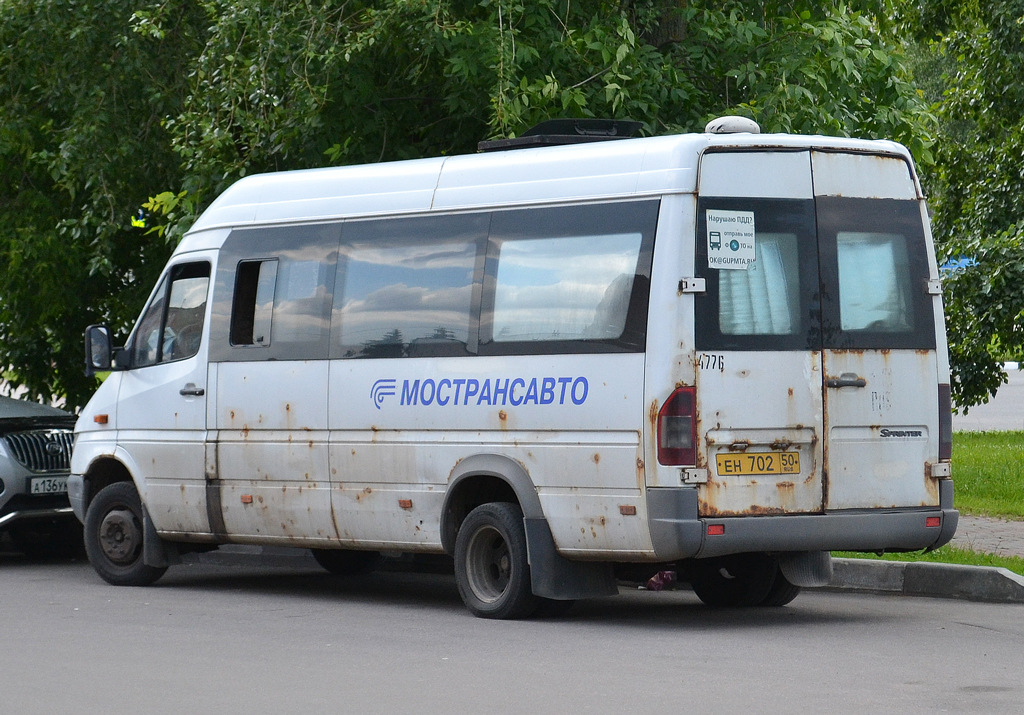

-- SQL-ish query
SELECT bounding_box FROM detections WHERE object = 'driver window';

[133,262,211,367]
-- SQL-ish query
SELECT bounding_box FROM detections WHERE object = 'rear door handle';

[826,373,867,389]
[179,383,205,397]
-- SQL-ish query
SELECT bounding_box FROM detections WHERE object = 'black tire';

[83,481,167,586]
[759,571,801,607]
[689,553,779,607]
[454,502,538,619]
[311,548,383,576]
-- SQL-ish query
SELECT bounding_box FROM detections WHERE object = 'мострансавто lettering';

[400,376,589,407]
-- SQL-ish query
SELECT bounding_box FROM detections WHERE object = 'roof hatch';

[478,118,643,152]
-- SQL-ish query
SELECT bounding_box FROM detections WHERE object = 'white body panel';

[327,353,647,554]
[214,360,335,540]
[113,250,218,535]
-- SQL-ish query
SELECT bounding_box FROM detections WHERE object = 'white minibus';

[71,117,957,618]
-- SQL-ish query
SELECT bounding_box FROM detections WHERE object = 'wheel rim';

[465,524,512,603]
[98,507,142,565]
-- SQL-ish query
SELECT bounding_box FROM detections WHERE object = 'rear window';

[696,196,935,351]
[695,198,819,351]
[817,197,935,349]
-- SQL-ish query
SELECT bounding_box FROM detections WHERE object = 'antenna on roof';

[704,116,761,134]
[478,118,643,152]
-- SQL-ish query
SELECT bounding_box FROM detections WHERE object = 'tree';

[902,0,1024,408]
[0,0,207,405]
[0,0,935,408]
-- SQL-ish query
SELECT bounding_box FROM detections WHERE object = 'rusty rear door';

[693,150,825,517]
[812,152,942,510]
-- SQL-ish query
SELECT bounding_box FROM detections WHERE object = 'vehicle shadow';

[151,558,879,630]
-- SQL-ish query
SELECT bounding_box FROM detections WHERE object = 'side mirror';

[84,324,112,377]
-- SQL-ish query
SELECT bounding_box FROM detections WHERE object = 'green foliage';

[907,0,1024,408]
[0,0,935,407]
[0,0,207,405]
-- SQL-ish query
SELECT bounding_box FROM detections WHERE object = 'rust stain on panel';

[923,462,940,503]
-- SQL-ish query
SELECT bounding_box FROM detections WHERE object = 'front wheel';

[454,502,538,619]
[83,481,167,586]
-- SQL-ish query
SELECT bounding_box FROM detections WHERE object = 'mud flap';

[524,517,618,600]
[778,550,833,587]
[142,504,181,568]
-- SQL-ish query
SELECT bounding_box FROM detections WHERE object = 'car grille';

[3,429,73,473]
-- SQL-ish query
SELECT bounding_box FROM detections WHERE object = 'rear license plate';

[716,452,800,476]
[29,476,68,494]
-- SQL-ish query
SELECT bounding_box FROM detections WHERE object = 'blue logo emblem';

[370,379,397,410]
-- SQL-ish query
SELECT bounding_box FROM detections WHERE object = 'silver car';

[0,395,79,557]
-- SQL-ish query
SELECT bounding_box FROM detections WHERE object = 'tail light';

[658,387,697,465]
[938,383,952,462]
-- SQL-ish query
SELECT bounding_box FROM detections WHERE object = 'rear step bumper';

[648,480,959,560]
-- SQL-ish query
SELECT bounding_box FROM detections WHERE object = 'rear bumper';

[648,480,959,560]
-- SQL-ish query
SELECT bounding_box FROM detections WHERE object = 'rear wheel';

[454,502,538,619]
[311,548,383,576]
[83,481,167,586]
[759,571,801,607]
[689,553,779,607]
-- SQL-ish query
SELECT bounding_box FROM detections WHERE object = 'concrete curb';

[823,558,1024,604]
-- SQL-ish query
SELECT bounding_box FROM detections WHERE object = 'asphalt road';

[953,364,1024,432]
[3,554,1022,713]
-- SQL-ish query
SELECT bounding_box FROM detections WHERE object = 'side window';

[480,201,657,355]
[695,198,819,351]
[817,197,935,349]
[132,262,211,367]
[490,233,642,342]
[230,259,278,346]
[213,224,339,361]
[332,214,486,359]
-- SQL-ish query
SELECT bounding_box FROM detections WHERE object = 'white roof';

[184,131,913,241]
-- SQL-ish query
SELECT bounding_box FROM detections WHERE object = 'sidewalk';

[951,514,1024,559]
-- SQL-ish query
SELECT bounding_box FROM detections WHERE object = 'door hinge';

[680,468,709,484]
[926,279,942,295]
[678,277,706,295]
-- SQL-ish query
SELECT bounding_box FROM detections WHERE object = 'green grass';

[949,430,1024,519]
[835,545,1024,575]
[838,430,1024,576]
